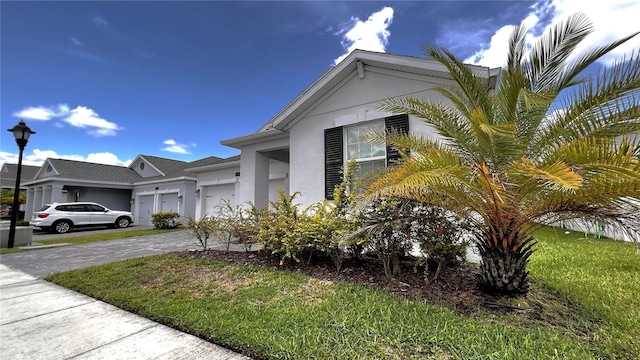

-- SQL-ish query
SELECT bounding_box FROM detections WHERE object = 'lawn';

[47,228,639,359]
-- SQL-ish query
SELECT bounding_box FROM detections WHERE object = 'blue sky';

[2,0,638,167]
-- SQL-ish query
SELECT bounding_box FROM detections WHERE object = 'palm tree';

[364,13,640,295]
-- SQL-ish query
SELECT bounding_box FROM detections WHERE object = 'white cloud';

[333,7,394,65]
[70,37,83,46]
[0,149,131,167]
[12,104,121,137]
[12,105,67,121]
[162,139,191,154]
[64,106,121,136]
[465,0,640,68]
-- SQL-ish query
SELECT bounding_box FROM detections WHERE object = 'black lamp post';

[6,120,36,248]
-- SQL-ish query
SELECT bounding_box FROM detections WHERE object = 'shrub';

[302,201,356,272]
[151,211,181,229]
[409,204,471,282]
[185,215,217,249]
[232,203,264,252]
[357,198,413,278]
[255,191,308,265]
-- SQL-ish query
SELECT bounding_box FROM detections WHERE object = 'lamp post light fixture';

[6,120,36,248]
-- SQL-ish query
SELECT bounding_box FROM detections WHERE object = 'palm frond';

[525,12,593,93]
[511,157,583,191]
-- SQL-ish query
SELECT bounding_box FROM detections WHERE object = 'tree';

[1,189,27,207]
[364,13,640,295]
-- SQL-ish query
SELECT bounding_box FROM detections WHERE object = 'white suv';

[30,202,134,234]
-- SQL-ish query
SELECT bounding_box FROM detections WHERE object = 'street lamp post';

[7,120,36,248]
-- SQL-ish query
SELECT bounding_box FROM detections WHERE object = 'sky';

[1,0,639,168]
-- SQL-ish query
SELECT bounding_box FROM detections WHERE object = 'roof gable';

[221,50,501,148]
[1,163,40,188]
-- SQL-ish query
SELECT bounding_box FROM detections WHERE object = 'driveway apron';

[1,229,242,278]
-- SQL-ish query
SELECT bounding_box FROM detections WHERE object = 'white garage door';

[138,194,154,225]
[204,184,235,217]
[160,193,179,213]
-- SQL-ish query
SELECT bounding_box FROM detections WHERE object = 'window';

[346,121,386,178]
[324,114,408,200]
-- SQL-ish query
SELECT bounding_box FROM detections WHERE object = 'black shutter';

[324,126,343,200]
[385,114,409,166]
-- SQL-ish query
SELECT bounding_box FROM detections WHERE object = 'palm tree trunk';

[476,234,536,295]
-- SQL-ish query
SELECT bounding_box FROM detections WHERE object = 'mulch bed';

[180,249,520,315]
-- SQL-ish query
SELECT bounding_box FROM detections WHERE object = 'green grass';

[0,247,23,255]
[530,227,640,358]
[37,228,180,245]
[48,229,640,360]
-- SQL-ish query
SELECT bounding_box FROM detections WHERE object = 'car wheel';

[115,217,131,228]
[53,220,72,234]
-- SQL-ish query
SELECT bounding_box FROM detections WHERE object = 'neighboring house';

[189,50,500,216]
[1,163,40,216]
[21,155,223,225]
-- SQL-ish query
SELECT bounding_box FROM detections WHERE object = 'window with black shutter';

[324,114,409,200]
[385,114,409,166]
[324,127,343,200]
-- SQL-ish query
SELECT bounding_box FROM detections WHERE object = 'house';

[189,50,501,216]
[1,163,40,217]
[21,155,223,225]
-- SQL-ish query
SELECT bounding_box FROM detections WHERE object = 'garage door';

[138,194,154,225]
[204,184,235,217]
[160,193,179,213]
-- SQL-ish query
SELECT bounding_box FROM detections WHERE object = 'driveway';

[1,228,243,278]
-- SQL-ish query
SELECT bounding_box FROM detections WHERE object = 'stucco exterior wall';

[132,180,195,225]
[288,69,451,207]
[193,160,289,217]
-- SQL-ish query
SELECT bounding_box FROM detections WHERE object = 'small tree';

[186,215,217,250]
[232,203,264,252]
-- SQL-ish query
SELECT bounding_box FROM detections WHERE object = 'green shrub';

[410,204,471,281]
[185,215,217,249]
[256,191,308,265]
[358,198,413,277]
[151,211,181,229]
[302,201,357,272]
[231,203,264,252]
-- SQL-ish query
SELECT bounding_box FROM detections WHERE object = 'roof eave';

[220,129,289,149]
[184,161,241,173]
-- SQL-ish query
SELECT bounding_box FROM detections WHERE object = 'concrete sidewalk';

[0,230,251,359]
[0,265,250,359]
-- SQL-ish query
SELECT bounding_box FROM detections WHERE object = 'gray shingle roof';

[1,164,40,189]
[21,154,239,186]
[47,159,143,183]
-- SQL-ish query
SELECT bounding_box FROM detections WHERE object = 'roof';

[1,164,41,189]
[221,50,501,148]
[184,155,241,172]
[41,159,143,183]
[23,155,227,186]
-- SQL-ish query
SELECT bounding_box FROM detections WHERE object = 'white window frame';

[344,120,386,176]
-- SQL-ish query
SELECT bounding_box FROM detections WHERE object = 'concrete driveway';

[1,228,215,278]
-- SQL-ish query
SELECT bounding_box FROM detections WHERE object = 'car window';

[86,204,106,212]
[55,205,70,211]
[36,205,52,212]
